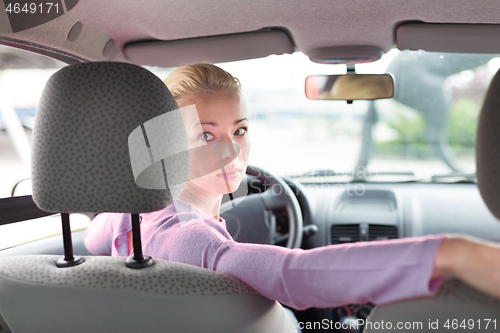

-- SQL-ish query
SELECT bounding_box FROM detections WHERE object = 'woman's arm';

[83,213,117,256]
[210,233,449,310]
[432,234,500,299]
[145,218,500,310]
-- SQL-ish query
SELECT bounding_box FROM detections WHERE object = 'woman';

[84,63,500,311]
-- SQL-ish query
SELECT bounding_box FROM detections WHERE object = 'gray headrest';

[32,62,188,213]
[476,68,500,220]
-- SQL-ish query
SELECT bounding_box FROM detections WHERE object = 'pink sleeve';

[211,233,449,310]
[83,213,116,256]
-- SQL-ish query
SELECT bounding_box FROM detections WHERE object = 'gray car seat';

[363,68,500,332]
[0,62,296,333]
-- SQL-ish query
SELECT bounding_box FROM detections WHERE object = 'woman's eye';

[235,127,247,136]
[199,132,214,141]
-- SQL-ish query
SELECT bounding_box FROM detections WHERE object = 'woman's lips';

[217,168,241,180]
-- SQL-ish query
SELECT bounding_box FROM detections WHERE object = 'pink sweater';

[83,198,447,310]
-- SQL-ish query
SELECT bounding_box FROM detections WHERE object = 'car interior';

[1,1,500,332]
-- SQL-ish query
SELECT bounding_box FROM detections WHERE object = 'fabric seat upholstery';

[0,62,295,333]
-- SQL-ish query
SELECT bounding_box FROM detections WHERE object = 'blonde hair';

[163,63,242,107]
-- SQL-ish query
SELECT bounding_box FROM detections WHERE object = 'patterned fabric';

[31,62,188,213]
[0,255,257,296]
[434,277,500,306]
[476,68,500,220]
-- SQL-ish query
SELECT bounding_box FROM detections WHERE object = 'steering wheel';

[220,165,304,248]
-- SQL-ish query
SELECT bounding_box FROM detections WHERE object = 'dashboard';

[2,180,500,332]
[301,182,500,248]
[285,181,500,332]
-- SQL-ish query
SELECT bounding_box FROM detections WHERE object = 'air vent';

[368,225,398,241]
[331,224,360,244]
[331,224,398,244]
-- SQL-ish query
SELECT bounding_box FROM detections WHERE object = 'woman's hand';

[432,234,500,299]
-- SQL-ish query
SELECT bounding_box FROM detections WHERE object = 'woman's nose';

[219,137,240,161]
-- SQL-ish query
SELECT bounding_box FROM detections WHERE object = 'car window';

[2,46,499,248]
[148,50,500,182]
[0,45,64,198]
[0,45,89,250]
[0,214,90,251]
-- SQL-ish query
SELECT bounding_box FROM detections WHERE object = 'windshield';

[149,49,500,182]
[2,47,500,198]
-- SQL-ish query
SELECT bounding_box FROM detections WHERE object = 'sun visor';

[397,23,500,54]
[124,29,294,67]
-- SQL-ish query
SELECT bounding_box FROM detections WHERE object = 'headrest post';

[56,213,85,268]
[125,213,154,269]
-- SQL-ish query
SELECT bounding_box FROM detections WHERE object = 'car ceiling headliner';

[0,0,500,64]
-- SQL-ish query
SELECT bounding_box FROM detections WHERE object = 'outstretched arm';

[145,218,500,310]
[211,233,448,310]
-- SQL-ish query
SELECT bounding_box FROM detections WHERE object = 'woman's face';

[182,91,250,195]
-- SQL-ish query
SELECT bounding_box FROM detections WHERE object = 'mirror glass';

[305,74,394,100]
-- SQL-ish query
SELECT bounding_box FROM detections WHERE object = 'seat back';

[0,62,295,333]
[476,68,500,220]
[0,255,295,333]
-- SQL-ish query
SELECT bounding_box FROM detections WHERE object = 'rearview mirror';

[305,74,394,100]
